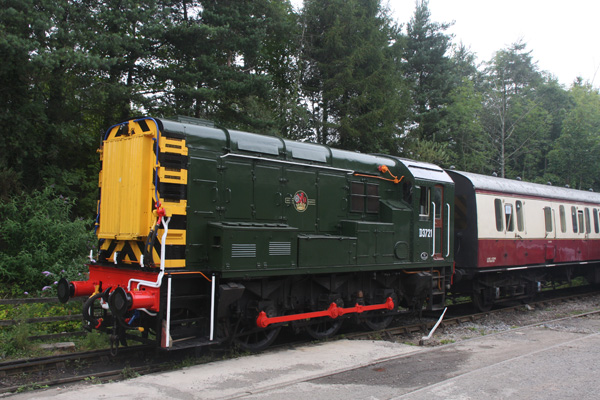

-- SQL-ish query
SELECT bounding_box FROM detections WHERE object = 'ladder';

[427,269,446,311]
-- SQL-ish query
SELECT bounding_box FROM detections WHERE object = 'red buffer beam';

[256,297,395,328]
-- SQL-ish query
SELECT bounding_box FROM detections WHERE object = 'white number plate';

[419,228,433,238]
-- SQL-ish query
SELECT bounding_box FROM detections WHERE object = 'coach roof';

[449,170,600,203]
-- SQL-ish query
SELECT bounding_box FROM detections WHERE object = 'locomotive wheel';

[363,313,394,331]
[305,318,343,340]
[233,305,280,352]
[363,293,397,331]
[234,325,281,352]
[305,298,344,340]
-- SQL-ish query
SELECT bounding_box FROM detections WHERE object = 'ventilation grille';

[269,242,291,256]
[232,244,256,258]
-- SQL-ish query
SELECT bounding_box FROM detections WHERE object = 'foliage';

[159,0,298,134]
[440,78,489,172]
[0,299,85,359]
[548,83,600,190]
[402,0,454,142]
[0,187,94,293]
[0,0,101,214]
[404,139,449,166]
[480,40,552,178]
[300,0,409,153]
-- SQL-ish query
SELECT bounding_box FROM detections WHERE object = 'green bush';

[0,187,95,294]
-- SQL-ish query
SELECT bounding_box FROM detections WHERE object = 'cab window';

[419,187,431,220]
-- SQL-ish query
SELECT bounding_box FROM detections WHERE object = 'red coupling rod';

[256,297,395,328]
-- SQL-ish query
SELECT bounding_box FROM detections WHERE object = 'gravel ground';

[399,294,600,347]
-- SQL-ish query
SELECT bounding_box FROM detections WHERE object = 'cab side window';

[351,181,380,214]
[419,187,431,220]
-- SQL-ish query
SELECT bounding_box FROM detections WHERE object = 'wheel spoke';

[306,318,343,340]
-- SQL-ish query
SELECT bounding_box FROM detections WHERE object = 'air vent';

[269,242,291,256]
[232,244,256,258]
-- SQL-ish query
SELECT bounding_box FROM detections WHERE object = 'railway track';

[345,287,600,343]
[0,346,157,395]
[1,288,599,396]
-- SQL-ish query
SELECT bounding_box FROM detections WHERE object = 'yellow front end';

[96,119,188,268]
[98,123,156,241]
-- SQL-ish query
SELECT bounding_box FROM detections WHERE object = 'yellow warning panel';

[159,136,188,155]
[98,122,156,240]
[158,167,188,185]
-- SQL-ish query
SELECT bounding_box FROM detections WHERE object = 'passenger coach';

[449,170,600,310]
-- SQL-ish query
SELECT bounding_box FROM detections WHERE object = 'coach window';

[516,201,524,231]
[572,206,578,233]
[559,205,566,233]
[544,207,553,232]
[495,199,503,231]
[419,187,431,220]
[578,210,584,234]
[505,203,514,232]
[594,209,599,234]
[585,208,591,234]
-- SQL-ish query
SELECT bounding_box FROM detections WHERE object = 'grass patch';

[0,299,109,360]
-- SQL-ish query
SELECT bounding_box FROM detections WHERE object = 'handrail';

[431,201,436,256]
[446,203,451,257]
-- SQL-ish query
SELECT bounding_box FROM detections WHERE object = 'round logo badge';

[293,191,308,212]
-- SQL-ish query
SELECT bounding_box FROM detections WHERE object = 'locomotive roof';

[449,170,600,204]
[160,117,454,185]
[387,157,454,184]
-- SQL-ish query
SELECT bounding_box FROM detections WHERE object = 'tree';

[0,0,101,213]
[481,40,550,178]
[160,0,297,134]
[403,0,454,143]
[548,83,600,190]
[300,0,409,153]
[441,79,489,172]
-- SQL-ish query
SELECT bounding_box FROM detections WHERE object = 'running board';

[256,297,395,328]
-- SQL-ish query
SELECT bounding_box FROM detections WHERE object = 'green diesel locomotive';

[58,116,454,351]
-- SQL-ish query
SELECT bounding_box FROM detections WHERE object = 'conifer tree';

[403,0,453,143]
[300,0,408,153]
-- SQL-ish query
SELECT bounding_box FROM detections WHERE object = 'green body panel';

[157,117,455,277]
[340,220,395,265]
[208,223,298,273]
[298,235,356,267]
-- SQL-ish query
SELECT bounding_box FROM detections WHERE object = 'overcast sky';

[389,0,600,87]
